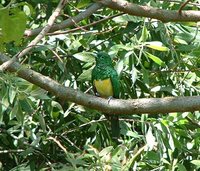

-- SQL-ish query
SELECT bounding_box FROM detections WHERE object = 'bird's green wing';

[110,70,120,98]
[109,69,120,142]
[91,67,98,95]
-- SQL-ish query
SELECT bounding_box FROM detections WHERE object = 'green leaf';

[116,59,124,75]
[191,160,200,167]
[112,14,141,24]
[146,127,156,150]
[145,52,166,66]
[145,151,160,161]
[8,86,17,104]
[30,87,49,99]
[9,163,30,171]
[19,98,34,114]
[51,101,63,119]
[38,113,46,132]
[73,52,95,62]
[10,100,24,124]
[177,164,187,171]
[145,41,169,51]
[0,7,27,46]
[131,65,137,85]
[139,25,149,42]
[141,67,149,85]
[77,67,93,81]
[110,44,133,55]
[99,146,113,157]
[77,0,91,8]
[2,92,9,112]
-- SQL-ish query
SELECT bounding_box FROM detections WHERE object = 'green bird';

[91,52,120,141]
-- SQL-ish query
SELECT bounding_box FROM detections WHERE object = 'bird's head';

[95,52,112,65]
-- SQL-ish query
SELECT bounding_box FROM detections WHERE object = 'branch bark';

[24,3,103,37]
[0,53,200,115]
[95,0,200,22]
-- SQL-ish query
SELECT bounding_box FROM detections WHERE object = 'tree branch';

[47,12,124,36]
[0,53,200,115]
[24,3,103,37]
[95,0,200,22]
[178,0,191,14]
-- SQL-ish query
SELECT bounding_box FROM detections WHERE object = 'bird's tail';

[110,115,120,142]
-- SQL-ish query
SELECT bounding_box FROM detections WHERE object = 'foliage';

[0,0,200,170]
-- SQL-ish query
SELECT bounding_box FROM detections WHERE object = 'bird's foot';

[107,96,113,104]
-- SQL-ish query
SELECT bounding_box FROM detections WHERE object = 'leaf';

[77,0,91,8]
[30,87,49,99]
[76,114,90,123]
[145,52,166,66]
[1,88,9,112]
[174,37,188,44]
[0,7,27,45]
[175,32,193,44]
[10,101,18,120]
[139,25,149,42]
[77,67,93,81]
[73,52,95,62]
[131,65,137,85]
[145,41,169,51]
[126,131,140,138]
[146,127,156,150]
[38,113,46,132]
[141,67,149,85]
[150,86,175,94]
[99,146,113,157]
[109,44,133,55]
[8,86,17,104]
[177,164,187,171]
[191,160,200,167]
[145,151,160,161]
[11,100,24,124]
[51,101,63,119]
[112,14,141,24]
[19,98,34,114]
[116,59,124,75]
[9,163,30,171]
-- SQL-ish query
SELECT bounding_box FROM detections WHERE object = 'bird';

[91,51,120,142]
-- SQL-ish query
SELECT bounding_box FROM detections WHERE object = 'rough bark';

[0,53,200,115]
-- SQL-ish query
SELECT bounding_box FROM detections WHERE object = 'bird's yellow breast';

[93,78,113,98]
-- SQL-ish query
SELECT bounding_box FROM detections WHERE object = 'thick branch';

[96,0,200,22]
[24,3,103,37]
[0,53,200,115]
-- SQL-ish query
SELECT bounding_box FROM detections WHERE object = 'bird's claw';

[107,96,113,104]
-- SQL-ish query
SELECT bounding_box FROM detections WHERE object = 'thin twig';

[178,0,192,14]
[0,0,68,71]
[0,149,24,154]
[159,0,200,7]
[48,136,67,154]
[151,68,200,74]
[61,118,106,135]
[60,135,82,151]
[186,116,200,128]
[124,144,147,169]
